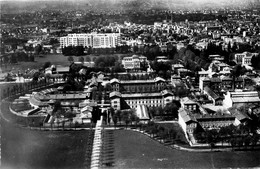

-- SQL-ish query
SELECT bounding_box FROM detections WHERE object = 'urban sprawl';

[1,5,260,163]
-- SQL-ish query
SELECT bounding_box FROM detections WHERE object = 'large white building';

[60,33,121,48]
[234,52,259,66]
[121,55,148,70]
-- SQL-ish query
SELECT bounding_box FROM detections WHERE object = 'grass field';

[111,130,260,169]
[1,120,94,169]
[1,54,72,73]
[0,53,129,74]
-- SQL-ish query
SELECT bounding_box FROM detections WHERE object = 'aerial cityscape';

[1,0,260,169]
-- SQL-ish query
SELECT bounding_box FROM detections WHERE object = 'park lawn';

[1,54,71,73]
[1,53,130,73]
[110,130,260,169]
[2,119,94,169]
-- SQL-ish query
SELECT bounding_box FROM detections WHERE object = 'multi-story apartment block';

[92,33,121,48]
[60,33,121,48]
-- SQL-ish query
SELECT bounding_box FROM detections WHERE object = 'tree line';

[139,121,187,144]
[149,100,181,120]
[1,52,35,65]
[62,46,85,56]
[194,124,260,149]
[109,108,140,129]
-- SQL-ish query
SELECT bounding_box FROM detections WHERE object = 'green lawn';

[1,53,130,73]
[110,130,260,169]
[1,54,71,73]
[1,119,94,169]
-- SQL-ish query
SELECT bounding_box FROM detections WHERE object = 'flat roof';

[41,93,89,100]
[232,97,260,103]
[122,93,162,98]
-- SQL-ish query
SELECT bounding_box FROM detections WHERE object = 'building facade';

[109,77,176,110]
[223,91,260,108]
[121,55,148,70]
[60,33,121,48]
[110,77,167,94]
[234,52,259,65]
[110,90,176,110]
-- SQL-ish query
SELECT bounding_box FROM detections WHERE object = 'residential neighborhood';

[1,0,260,169]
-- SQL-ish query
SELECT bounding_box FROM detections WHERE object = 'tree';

[243,135,251,149]
[231,64,247,77]
[49,38,59,45]
[35,44,42,55]
[113,61,125,73]
[121,110,133,128]
[52,100,62,115]
[78,56,84,63]
[94,55,117,68]
[10,53,17,64]
[150,124,159,138]
[169,129,177,142]
[157,126,168,143]
[3,54,9,64]
[133,45,139,53]
[43,61,51,69]
[85,56,91,62]
[74,121,80,130]
[32,72,40,82]
[68,56,74,63]
[251,55,260,69]
[164,100,181,119]
[29,54,35,62]
[111,109,118,128]
[205,129,219,149]
[62,120,65,130]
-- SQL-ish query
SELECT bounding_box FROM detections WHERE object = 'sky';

[0,0,258,10]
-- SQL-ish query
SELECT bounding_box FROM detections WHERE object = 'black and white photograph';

[0,0,260,168]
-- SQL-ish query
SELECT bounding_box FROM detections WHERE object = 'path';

[90,116,103,169]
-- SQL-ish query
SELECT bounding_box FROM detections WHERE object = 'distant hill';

[0,0,258,14]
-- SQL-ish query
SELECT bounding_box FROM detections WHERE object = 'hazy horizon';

[1,0,259,14]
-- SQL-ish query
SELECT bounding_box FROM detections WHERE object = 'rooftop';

[204,86,221,100]
[109,91,122,98]
[231,97,260,103]
[122,93,162,98]
[182,97,197,105]
[179,108,197,123]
